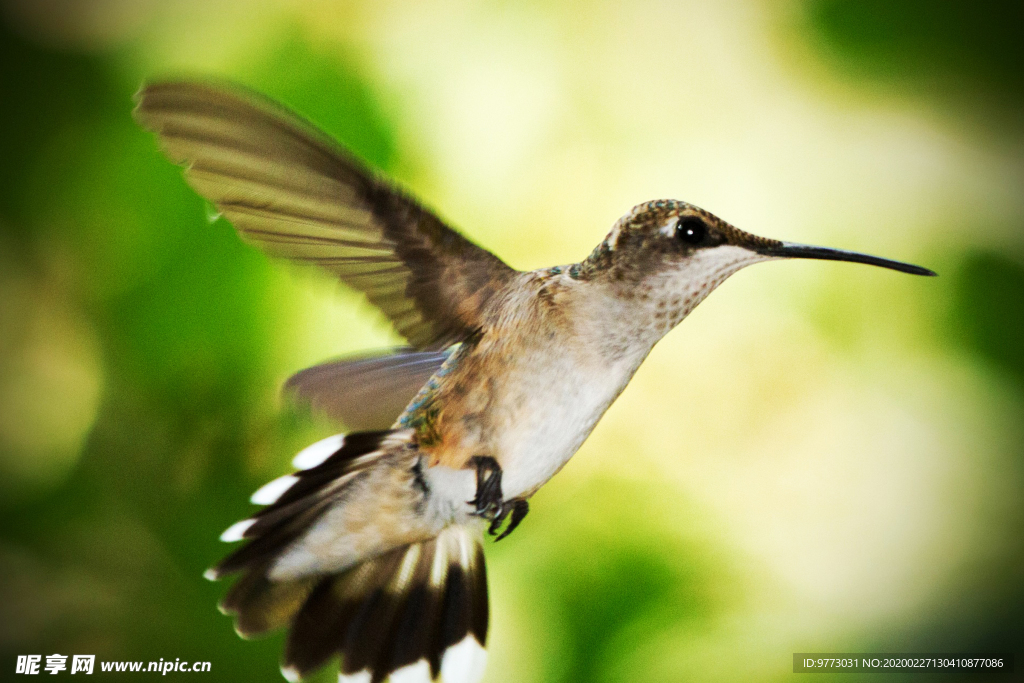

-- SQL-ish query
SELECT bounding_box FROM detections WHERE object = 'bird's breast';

[422,275,651,499]
[435,331,643,499]
[493,354,636,498]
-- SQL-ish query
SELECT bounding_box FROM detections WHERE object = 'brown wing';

[134,80,515,349]
[284,348,448,430]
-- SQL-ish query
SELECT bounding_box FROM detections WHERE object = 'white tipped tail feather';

[250,474,300,505]
[389,660,433,683]
[292,434,345,470]
[219,518,256,543]
[440,636,488,683]
[205,430,490,683]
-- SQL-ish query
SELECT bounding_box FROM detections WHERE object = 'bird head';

[579,199,934,344]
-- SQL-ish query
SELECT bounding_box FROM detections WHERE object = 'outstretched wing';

[134,80,515,349]
[284,348,448,430]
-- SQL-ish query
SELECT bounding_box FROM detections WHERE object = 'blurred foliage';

[950,252,1024,385]
[804,0,1024,120]
[803,0,1024,390]
[496,479,733,683]
[0,17,399,681]
[804,0,1024,390]
[804,0,1024,668]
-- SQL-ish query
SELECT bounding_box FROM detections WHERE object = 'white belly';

[495,351,640,499]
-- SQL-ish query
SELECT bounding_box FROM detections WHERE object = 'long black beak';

[758,242,936,276]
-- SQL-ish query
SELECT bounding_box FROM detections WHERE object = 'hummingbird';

[134,80,935,683]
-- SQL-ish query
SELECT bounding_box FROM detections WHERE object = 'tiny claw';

[467,456,529,539]
[486,500,512,534]
[468,455,504,517]
[493,499,529,541]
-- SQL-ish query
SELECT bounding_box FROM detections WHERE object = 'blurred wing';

[285,348,447,430]
[134,80,515,349]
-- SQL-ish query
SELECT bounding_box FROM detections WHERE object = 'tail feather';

[209,430,489,682]
[221,566,318,639]
[207,430,398,581]
[283,553,404,677]
[280,526,488,683]
[212,495,339,578]
[268,431,396,507]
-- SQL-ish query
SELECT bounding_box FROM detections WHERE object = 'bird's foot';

[469,456,503,517]
[488,498,529,541]
[468,456,529,541]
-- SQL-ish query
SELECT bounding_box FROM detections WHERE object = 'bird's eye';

[675,216,708,245]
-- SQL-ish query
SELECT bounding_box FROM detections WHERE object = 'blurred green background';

[1,1,1021,681]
